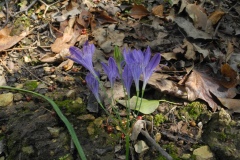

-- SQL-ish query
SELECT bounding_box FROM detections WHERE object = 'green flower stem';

[135,89,145,117]
[0,86,87,160]
[134,90,140,112]
[125,134,130,160]
[96,78,127,134]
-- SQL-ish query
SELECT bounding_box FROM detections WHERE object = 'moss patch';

[24,80,39,91]
[179,101,207,121]
[56,97,86,114]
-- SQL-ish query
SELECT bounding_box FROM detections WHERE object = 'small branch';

[11,0,38,17]
[140,130,173,160]
[38,0,60,18]
[21,65,52,86]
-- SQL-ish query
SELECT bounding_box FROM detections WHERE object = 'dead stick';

[140,130,173,160]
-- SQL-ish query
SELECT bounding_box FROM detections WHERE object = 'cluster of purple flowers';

[69,41,161,103]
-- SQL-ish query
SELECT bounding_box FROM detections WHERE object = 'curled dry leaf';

[92,10,117,25]
[208,10,225,25]
[205,10,225,33]
[185,70,237,111]
[130,120,146,141]
[130,4,149,19]
[152,5,164,18]
[220,63,238,88]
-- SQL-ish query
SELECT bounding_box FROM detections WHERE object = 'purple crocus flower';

[101,57,119,88]
[142,53,161,90]
[123,49,142,91]
[85,72,101,103]
[122,64,133,96]
[69,42,97,77]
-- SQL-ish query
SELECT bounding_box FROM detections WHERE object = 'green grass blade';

[0,86,87,160]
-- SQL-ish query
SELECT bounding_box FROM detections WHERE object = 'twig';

[0,59,13,74]
[140,130,173,160]
[38,0,60,18]
[21,65,51,86]
[2,46,51,52]
[31,63,49,69]
[11,0,38,17]
[0,0,9,30]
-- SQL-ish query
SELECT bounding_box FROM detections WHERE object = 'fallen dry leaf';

[193,43,209,59]
[0,26,30,51]
[93,10,117,25]
[76,10,92,28]
[220,63,238,88]
[174,17,211,39]
[226,41,234,62]
[52,7,81,22]
[130,120,147,141]
[178,0,188,14]
[185,3,208,30]
[148,73,188,99]
[130,4,149,19]
[185,70,236,111]
[217,98,240,113]
[161,52,178,60]
[205,10,225,33]
[182,39,196,60]
[152,5,164,18]
[208,10,225,25]
[92,25,124,53]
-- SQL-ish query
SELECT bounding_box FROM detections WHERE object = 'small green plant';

[154,113,165,126]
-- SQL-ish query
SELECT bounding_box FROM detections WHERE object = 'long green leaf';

[0,86,87,160]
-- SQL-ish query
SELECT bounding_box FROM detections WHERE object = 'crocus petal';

[123,48,134,65]
[122,64,133,96]
[86,72,101,103]
[143,46,151,67]
[69,43,97,77]
[130,64,142,91]
[101,57,119,88]
[142,53,161,90]
[132,49,144,63]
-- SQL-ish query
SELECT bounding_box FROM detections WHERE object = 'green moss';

[180,101,206,121]
[154,113,165,126]
[218,132,227,141]
[58,154,73,160]
[24,80,39,91]
[158,143,180,160]
[56,98,86,114]
[11,14,32,36]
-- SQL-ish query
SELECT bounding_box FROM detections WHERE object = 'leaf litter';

[0,0,239,159]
